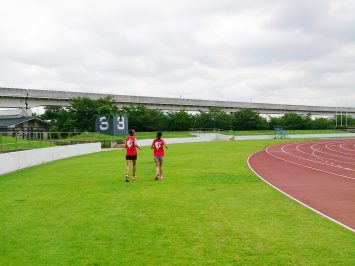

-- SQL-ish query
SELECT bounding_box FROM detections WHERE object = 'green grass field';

[0,140,354,265]
[135,131,194,139]
[67,132,194,141]
[67,132,121,140]
[0,136,53,152]
[222,129,349,136]
[71,130,347,139]
[1,130,344,153]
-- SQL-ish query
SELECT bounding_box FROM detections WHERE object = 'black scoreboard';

[95,115,129,136]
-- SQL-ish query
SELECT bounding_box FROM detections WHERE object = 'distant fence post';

[15,133,18,151]
[29,132,32,150]
[0,133,3,152]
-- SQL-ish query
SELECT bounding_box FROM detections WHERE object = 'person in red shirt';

[125,129,141,182]
[151,131,168,180]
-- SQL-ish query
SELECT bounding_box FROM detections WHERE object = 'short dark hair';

[157,131,162,139]
[129,129,135,136]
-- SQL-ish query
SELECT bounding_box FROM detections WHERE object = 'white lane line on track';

[317,142,353,156]
[296,143,355,168]
[311,144,355,161]
[247,152,355,233]
[279,143,355,172]
[266,145,355,180]
[340,143,355,152]
[325,143,355,157]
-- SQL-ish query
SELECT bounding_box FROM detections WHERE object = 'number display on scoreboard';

[95,115,129,136]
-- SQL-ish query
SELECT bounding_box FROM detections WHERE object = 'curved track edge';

[247,150,355,233]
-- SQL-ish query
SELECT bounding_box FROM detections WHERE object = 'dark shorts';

[126,155,137,161]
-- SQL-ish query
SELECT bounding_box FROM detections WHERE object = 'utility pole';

[25,89,29,109]
[346,107,348,128]
[340,103,343,127]
[336,105,338,128]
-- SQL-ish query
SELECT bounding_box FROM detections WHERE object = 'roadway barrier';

[0,143,101,175]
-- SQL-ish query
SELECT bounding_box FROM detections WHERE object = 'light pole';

[346,107,348,128]
[335,105,338,128]
[340,104,343,127]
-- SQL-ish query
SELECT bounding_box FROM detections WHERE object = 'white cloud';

[0,0,354,107]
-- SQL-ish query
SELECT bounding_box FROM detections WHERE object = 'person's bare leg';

[125,160,130,182]
[159,161,163,179]
[132,160,137,179]
[155,161,160,180]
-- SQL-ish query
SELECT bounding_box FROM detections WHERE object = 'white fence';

[0,143,101,175]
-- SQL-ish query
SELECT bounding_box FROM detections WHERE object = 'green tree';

[232,109,268,130]
[40,106,64,124]
[40,96,119,132]
[55,109,76,132]
[193,108,233,130]
[167,110,193,131]
[269,116,283,129]
[208,107,233,130]
[68,96,119,132]
[122,105,168,131]
[194,111,212,129]
[279,113,307,129]
[311,117,334,129]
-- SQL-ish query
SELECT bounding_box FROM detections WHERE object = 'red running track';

[248,139,355,232]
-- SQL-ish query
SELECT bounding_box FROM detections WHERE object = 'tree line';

[40,97,351,132]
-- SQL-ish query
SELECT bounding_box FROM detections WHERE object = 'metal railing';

[189,128,223,132]
[0,131,123,153]
[188,128,224,137]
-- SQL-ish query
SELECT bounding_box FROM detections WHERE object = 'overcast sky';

[0,0,354,107]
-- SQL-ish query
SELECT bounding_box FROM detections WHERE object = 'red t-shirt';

[126,136,137,156]
[152,138,165,157]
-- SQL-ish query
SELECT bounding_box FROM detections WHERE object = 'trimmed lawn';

[67,132,121,140]
[222,129,349,136]
[0,140,354,265]
[0,136,53,152]
[135,131,194,139]
[67,131,194,141]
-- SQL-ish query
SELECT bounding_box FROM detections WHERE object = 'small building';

[0,109,52,139]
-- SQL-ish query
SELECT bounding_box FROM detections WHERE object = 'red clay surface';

[248,139,355,232]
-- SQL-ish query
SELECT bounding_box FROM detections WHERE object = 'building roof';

[0,108,32,118]
[0,117,52,128]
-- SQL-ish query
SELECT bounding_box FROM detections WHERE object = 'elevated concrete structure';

[0,108,32,118]
[1,87,354,116]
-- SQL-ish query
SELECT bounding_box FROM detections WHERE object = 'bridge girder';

[0,87,354,117]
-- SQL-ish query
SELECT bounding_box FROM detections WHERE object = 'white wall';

[0,143,101,175]
[137,135,216,147]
